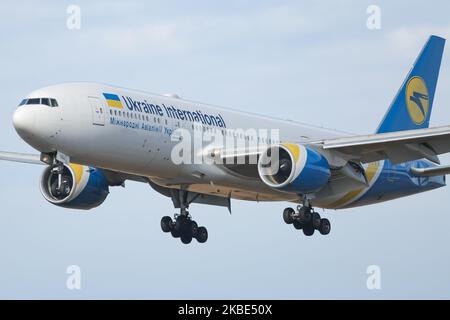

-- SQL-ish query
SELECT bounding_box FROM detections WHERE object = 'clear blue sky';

[1,0,450,299]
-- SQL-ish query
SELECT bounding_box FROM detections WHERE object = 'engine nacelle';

[40,163,109,210]
[258,143,330,194]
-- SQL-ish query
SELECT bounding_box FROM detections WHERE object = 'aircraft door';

[89,96,105,126]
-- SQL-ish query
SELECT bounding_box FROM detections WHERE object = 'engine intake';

[258,143,330,194]
[40,163,109,210]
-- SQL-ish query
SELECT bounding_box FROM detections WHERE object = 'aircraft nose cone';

[13,107,36,138]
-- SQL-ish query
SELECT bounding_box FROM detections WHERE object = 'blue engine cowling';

[258,143,330,194]
[40,163,109,210]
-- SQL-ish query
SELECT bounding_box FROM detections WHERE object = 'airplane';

[1,35,449,244]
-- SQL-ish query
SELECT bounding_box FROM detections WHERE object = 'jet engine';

[40,163,109,210]
[258,143,330,194]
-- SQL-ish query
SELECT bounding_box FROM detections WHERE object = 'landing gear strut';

[160,188,208,244]
[283,205,331,236]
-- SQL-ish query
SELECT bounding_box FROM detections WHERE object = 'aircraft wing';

[317,125,450,164]
[0,151,44,165]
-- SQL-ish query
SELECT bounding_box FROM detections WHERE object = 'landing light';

[40,153,53,164]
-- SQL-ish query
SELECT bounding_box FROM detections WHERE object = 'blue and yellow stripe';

[326,161,383,209]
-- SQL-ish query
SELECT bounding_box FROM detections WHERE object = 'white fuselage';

[13,82,347,206]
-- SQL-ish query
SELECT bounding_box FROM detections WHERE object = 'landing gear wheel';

[180,232,193,244]
[161,216,173,233]
[298,207,312,224]
[293,220,303,230]
[303,225,315,236]
[175,215,188,233]
[190,221,198,237]
[283,207,295,224]
[171,228,180,238]
[304,211,312,223]
[312,212,321,229]
[319,218,331,235]
[196,227,208,243]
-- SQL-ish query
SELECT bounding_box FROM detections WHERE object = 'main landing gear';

[282,205,331,236]
[161,213,208,244]
[160,188,208,244]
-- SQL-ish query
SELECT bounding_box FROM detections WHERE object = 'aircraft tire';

[312,212,321,229]
[303,224,315,236]
[319,218,331,235]
[161,216,173,233]
[293,220,303,230]
[283,207,295,224]
[196,227,208,243]
[190,220,198,237]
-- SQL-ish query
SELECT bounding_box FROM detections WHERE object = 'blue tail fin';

[376,35,445,133]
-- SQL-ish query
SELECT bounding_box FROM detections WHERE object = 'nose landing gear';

[283,205,331,236]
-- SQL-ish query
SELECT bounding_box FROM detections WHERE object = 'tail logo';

[405,76,429,125]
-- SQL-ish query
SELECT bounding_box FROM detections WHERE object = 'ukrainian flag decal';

[103,93,123,109]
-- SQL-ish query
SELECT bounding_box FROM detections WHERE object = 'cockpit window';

[20,97,59,107]
[27,98,40,105]
[50,98,58,107]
